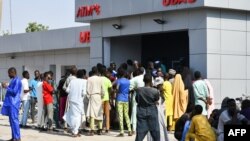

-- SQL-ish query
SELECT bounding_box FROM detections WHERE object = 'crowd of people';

[1,59,250,141]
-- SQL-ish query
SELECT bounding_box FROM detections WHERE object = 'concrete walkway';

[0,115,177,141]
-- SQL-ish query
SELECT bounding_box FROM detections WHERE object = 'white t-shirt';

[21,78,30,101]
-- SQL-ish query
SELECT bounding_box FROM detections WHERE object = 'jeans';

[20,100,30,126]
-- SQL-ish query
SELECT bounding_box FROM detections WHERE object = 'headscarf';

[173,74,188,119]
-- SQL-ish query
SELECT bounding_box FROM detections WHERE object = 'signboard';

[76,4,101,18]
[79,31,90,43]
[163,0,196,6]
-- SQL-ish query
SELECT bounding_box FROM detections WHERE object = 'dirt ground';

[0,115,177,141]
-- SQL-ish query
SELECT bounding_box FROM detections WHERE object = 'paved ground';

[0,115,177,141]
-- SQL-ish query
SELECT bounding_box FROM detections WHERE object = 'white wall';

[0,26,90,54]
[0,48,90,83]
[206,9,249,108]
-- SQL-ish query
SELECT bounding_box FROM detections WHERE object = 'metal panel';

[121,16,141,35]
[141,13,163,33]
[131,0,153,14]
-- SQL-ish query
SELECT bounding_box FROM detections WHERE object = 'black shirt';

[135,87,159,107]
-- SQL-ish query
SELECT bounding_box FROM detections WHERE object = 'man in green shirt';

[100,67,113,133]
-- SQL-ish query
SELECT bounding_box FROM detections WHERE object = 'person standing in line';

[181,67,195,114]
[163,73,173,130]
[203,78,214,118]
[100,67,112,133]
[129,67,145,134]
[61,66,77,128]
[63,66,77,92]
[127,59,134,75]
[36,73,44,128]
[135,74,160,141]
[20,70,31,128]
[42,72,54,130]
[29,70,41,124]
[147,77,169,141]
[114,68,133,137]
[193,71,209,116]
[172,74,188,131]
[57,72,70,126]
[47,71,60,128]
[1,67,22,141]
[64,70,87,137]
[168,69,176,84]
[86,66,104,136]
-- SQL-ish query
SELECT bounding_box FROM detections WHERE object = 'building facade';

[75,0,250,107]
[0,0,250,107]
[0,26,90,83]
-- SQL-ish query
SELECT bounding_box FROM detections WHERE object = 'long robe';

[163,80,173,126]
[36,81,43,126]
[193,80,209,116]
[64,78,87,134]
[173,74,188,120]
[185,115,216,141]
[204,79,214,118]
[86,76,104,120]
[129,74,145,132]
[147,97,169,141]
[1,76,22,140]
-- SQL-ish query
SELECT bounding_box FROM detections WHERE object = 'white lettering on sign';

[228,129,247,136]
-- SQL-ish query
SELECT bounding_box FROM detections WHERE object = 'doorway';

[109,31,189,72]
[141,31,189,72]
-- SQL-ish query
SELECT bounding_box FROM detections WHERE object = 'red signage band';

[80,31,90,43]
[76,4,101,18]
[163,0,196,6]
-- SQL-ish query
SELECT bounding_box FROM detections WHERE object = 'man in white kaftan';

[36,81,43,127]
[129,67,145,133]
[64,70,87,136]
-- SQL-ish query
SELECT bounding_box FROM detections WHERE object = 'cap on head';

[154,77,164,87]
[168,69,176,76]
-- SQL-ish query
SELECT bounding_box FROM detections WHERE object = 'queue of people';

[1,59,250,141]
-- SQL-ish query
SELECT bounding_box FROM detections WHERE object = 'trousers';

[41,103,54,129]
[20,100,30,126]
[117,101,131,134]
[102,101,110,130]
[8,106,21,139]
[30,97,37,122]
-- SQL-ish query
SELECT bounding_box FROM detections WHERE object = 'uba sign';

[80,31,90,43]
[163,0,196,6]
[76,4,101,18]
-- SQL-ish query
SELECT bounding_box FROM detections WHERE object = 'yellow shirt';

[101,76,112,101]
[163,81,173,116]
[185,115,216,141]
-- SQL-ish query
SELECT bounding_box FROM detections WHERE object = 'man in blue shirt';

[29,70,41,123]
[1,67,22,141]
[114,68,132,137]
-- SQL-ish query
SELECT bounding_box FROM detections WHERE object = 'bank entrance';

[109,31,189,71]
